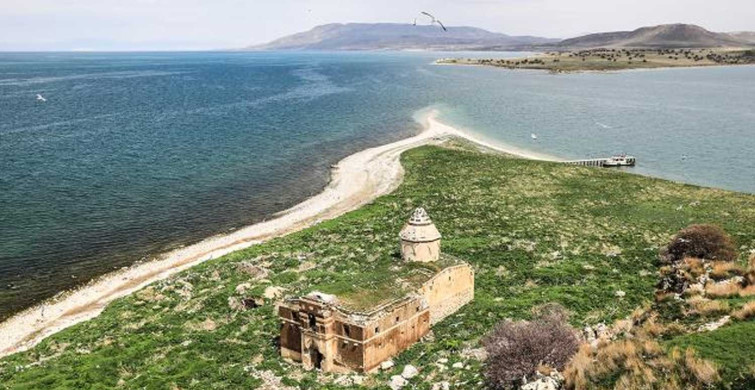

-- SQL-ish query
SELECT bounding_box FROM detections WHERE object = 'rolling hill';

[556,24,752,48]
[728,31,755,44]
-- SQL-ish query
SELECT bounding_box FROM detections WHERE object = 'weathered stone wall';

[278,305,303,361]
[419,264,475,324]
[362,309,430,372]
[361,297,431,372]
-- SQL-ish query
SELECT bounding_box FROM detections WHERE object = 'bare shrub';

[683,283,704,298]
[563,343,592,389]
[483,304,579,389]
[662,224,736,264]
[636,315,666,338]
[682,348,720,385]
[709,261,744,280]
[733,301,755,320]
[688,297,730,316]
[683,257,706,277]
[564,340,720,389]
[705,281,742,298]
[745,254,755,286]
[740,285,755,297]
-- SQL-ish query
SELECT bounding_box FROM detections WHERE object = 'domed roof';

[399,208,441,243]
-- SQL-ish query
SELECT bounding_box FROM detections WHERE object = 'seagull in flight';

[419,11,447,31]
[36,94,47,102]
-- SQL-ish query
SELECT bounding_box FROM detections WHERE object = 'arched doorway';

[309,346,323,370]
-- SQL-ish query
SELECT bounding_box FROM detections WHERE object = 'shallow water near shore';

[1,51,753,320]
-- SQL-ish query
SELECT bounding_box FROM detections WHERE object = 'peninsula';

[437,48,755,73]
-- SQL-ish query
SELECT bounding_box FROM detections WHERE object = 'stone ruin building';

[277,208,475,373]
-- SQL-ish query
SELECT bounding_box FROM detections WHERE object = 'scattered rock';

[228,296,243,311]
[595,323,609,338]
[250,369,296,390]
[601,244,622,257]
[237,263,269,280]
[460,347,488,361]
[699,315,730,332]
[431,382,450,390]
[389,375,407,390]
[235,283,251,294]
[452,362,464,369]
[263,286,285,299]
[201,318,217,331]
[333,376,352,386]
[297,261,317,272]
[380,360,395,371]
[615,290,626,298]
[401,365,418,379]
[437,358,448,364]
[522,369,565,390]
[176,280,193,299]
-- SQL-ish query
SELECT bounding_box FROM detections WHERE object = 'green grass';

[1,145,754,389]
[666,320,755,388]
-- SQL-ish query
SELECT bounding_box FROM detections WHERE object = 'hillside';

[1,141,754,389]
[729,31,755,43]
[248,23,556,51]
[556,24,752,48]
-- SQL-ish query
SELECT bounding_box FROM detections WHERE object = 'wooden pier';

[563,155,636,168]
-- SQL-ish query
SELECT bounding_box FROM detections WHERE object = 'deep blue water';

[1,51,753,319]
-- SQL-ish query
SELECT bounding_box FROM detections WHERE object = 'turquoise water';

[1,51,753,319]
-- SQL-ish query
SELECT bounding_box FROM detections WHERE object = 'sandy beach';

[0,110,553,358]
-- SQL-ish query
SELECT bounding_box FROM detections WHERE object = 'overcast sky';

[1,0,752,51]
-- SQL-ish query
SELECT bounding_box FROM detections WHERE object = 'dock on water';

[563,155,636,168]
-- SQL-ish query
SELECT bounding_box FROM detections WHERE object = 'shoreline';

[434,59,755,74]
[0,109,549,358]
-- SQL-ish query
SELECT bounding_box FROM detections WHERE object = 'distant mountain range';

[248,23,558,51]
[249,23,754,51]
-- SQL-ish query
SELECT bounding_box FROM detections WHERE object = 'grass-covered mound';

[1,144,753,389]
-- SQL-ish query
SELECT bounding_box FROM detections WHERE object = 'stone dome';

[399,208,441,243]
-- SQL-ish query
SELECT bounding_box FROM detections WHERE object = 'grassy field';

[1,144,753,389]
[437,48,755,72]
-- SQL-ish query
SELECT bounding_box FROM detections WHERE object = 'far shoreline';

[435,59,755,74]
[435,47,755,74]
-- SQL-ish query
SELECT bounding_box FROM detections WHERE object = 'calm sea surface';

[1,51,753,319]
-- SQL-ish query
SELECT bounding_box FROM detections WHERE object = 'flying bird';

[531,133,538,140]
[419,11,448,31]
[36,94,47,102]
